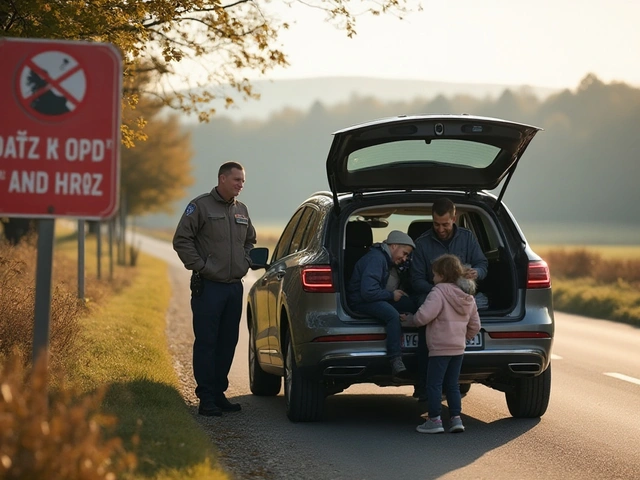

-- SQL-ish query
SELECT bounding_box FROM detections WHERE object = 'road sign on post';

[0,37,122,364]
[0,37,121,219]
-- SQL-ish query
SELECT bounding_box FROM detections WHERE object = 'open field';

[534,244,640,260]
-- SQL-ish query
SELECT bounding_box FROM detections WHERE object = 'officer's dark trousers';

[191,278,243,403]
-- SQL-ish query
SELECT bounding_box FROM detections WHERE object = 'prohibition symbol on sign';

[17,50,87,120]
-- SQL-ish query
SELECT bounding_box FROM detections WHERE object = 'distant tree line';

[180,74,640,233]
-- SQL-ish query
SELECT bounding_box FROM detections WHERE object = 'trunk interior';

[340,201,520,316]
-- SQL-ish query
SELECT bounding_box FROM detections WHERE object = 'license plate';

[402,332,420,348]
[401,332,484,350]
[465,332,484,350]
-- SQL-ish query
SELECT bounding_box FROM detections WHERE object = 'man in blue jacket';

[347,230,417,378]
[410,197,488,400]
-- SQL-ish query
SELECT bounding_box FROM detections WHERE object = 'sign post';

[0,37,122,363]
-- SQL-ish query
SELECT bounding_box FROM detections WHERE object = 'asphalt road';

[139,234,640,480]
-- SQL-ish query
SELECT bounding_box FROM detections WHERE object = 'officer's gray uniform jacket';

[173,187,257,283]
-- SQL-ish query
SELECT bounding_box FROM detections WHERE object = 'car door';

[264,208,305,365]
[252,266,275,366]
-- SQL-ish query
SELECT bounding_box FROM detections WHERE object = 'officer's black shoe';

[198,403,223,417]
[215,395,242,412]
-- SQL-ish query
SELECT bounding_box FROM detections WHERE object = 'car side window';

[466,212,491,252]
[289,208,317,255]
[272,208,304,262]
[299,209,320,250]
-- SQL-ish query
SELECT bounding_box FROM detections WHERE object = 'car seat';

[407,220,433,241]
[344,221,373,283]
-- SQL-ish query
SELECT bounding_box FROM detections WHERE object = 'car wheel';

[459,383,471,396]
[248,324,281,396]
[505,364,551,418]
[284,330,325,422]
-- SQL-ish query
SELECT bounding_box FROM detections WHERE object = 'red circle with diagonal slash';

[15,50,88,122]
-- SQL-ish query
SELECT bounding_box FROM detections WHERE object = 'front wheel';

[248,324,281,396]
[505,364,551,418]
[284,331,325,422]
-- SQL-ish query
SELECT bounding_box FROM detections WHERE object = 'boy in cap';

[346,230,417,378]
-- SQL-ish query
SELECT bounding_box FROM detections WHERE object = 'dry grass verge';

[0,352,137,479]
[0,230,228,480]
[538,246,640,326]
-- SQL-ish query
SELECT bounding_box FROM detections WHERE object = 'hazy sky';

[257,0,640,90]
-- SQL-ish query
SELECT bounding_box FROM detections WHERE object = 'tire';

[284,331,325,422]
[248,324,281,396]
[505,364,551,418]
[459,383,471,395]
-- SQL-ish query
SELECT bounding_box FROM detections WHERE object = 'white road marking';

[551,354,563,360]
[604,372,640,386]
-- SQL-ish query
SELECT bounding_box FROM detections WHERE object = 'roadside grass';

[551,278,640,326]
[57,234,229,479]
[0,233,88,373]
[535,244,640,326]
[0,230,229,480]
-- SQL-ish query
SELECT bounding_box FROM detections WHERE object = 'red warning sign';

[0,38,121,219]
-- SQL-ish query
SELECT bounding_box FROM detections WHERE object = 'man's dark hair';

[218,161,244,177]
[432,197,456,217]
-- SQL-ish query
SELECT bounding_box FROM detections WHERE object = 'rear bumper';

[295,344,551,385]
[460,349,550,378]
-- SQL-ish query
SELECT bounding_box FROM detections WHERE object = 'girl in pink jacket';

[402,254,481,434]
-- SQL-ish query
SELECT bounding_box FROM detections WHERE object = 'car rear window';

[347,139,501,172]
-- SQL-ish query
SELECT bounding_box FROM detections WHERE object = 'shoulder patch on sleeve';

[184,203,196,216]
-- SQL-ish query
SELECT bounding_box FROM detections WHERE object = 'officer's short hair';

[219,161,244,177]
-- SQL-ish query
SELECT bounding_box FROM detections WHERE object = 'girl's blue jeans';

[426,354,464,418]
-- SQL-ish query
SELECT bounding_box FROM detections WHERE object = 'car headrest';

[407,220,433,241]
[346,221,373,248]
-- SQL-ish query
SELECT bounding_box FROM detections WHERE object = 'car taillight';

[527,260,551,289]
[301,266,335,293]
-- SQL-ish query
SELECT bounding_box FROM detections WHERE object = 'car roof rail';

[309,191,333,198]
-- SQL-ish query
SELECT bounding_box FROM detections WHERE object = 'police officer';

[173,161,256,416]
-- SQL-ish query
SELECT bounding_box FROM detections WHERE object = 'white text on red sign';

[0,131,113,161]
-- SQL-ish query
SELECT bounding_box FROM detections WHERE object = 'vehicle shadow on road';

[312,391,541,479]
[195,389,541,480]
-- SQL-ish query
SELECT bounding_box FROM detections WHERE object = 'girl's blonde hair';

[432,254,476,294]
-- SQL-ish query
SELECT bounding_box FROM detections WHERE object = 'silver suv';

[247,114,553,422]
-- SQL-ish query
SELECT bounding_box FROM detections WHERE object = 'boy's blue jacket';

[346,244,394,305]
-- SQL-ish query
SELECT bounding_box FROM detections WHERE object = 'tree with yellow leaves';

[120,74,194,217]
[1,0,418,146]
